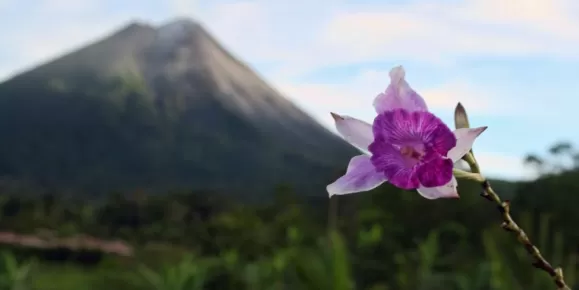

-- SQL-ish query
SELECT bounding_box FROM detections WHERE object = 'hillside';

[0,19,358,198]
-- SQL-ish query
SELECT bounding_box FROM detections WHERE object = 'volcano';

[0,19,358,199]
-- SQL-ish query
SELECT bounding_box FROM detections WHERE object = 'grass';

[0,213,577,290]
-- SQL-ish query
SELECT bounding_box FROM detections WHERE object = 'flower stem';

[465,152,571,290]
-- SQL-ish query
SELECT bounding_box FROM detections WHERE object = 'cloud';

[191,0,579,78]
[5,0,579,81]
[473,152,534,181]
[195,0,343,67]
[294,0,579,73]
[1,19,131,80]
[168,0,199,18]
[419,81,523,116]
[37,0,101,14]
[200,1,279,62]
[462,0,579,40]
[273,68,524,129]
[0,0,137,80]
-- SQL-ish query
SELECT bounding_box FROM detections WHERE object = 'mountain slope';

[0,19,358,198]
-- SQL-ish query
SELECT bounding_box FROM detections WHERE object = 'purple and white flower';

[327,66,487,199]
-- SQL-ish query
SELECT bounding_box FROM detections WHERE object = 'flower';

[327,66,487,199]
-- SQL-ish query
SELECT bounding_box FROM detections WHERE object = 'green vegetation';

[0,142,576,289]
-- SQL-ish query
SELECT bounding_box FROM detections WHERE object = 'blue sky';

[1,0,579,180]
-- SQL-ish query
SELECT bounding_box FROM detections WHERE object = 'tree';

[523,154,545,176]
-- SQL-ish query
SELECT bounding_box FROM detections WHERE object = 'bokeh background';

[0,0,578,289]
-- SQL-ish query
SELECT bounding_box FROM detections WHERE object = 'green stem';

[465,152,571,290]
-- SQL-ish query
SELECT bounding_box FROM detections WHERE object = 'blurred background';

[0,0,578,289]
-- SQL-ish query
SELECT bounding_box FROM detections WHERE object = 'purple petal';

[372,110,456,156]
[331,113,373,150]
[369,138,420,189]
[326,155,387,196]
[428,124,457,156]
[415,154,454,187]
[417,176,459,199]
[447,126,488,162]
[373,66,428,114]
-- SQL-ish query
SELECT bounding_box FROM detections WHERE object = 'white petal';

[448,126,487,162]
[331,113,374,150]
[417,176,459,199]
[327,155,387,197]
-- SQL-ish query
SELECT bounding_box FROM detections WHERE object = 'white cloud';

[200,1,279,62]
[461,0,579,40]
[291,0,579,73]
[168,0,199,18]
[419,81,523,116]
[194,0,342,67]
[1,18,131,80]
[473,152,534,181]
[5,0,579,81]
[273,68,525,129]
[191,0,579,78]
[38,0,101,14]
[0,0,135,80]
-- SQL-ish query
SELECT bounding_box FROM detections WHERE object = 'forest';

[0,141,578,290]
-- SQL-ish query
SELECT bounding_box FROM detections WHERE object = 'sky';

[1,0,579,180]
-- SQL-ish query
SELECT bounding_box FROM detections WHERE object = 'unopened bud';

[454,102,471,129]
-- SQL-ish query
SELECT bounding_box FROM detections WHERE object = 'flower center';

[399,145,425,167]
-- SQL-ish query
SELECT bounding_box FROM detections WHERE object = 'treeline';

[0,143,578,289]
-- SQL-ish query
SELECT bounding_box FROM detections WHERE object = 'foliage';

[0,141,576,289]
[0,251,35,290]
[133,254,216,290]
